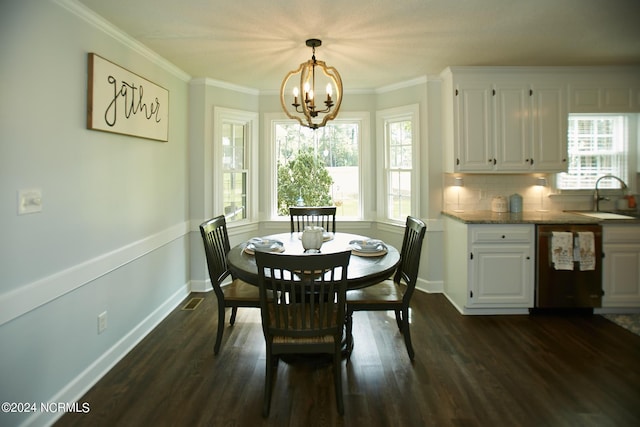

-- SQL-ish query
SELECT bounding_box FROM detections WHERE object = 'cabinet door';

[570,86,639,112]
[602,244,640,307]
[494,85,530,171]
[456,85,494,171]
[531,86,567,171]
[469,244,533,307]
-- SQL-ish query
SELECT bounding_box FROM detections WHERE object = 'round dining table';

[227,232,400,289]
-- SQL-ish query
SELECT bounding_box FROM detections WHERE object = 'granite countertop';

[441,210,640,225]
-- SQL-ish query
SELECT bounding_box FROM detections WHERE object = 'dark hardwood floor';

[58,291,640,426]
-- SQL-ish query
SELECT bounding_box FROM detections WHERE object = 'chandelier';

[280,39,343,130]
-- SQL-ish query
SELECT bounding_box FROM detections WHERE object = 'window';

[377,105,420,222]
[267,113,368,219]
[214,107,258,224]
[557,115,628,190]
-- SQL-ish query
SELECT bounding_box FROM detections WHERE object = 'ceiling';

[77,0,640,92]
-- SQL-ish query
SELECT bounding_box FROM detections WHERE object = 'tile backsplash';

[443,173,640,213]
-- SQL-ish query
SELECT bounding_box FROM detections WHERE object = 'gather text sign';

[87,53,169,142]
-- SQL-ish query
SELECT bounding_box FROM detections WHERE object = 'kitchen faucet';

[593,175,628,211]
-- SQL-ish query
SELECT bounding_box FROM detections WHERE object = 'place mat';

[349,239,387,257]
[350,248,388,257]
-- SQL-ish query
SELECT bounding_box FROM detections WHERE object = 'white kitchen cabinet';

[567,67,640,113]
[602,224,640,308]
[444,218,535,314]
[530,85,569,171]
[451,82,494,171]
[570,86,640,113]
[442,67,567,173]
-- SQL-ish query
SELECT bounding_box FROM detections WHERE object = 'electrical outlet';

[98,311,107,334]
[18,188,43,215]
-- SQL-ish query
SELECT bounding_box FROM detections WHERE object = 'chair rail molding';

[0,221,190,327]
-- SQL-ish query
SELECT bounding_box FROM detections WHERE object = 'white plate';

[348,239,386,253]
[247,238,285,253]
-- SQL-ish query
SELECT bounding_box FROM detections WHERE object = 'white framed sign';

[87,53,169,142]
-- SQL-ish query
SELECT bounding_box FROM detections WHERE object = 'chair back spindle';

[289,206,337,233]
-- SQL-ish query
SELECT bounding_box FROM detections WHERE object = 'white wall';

[0,1,190,426]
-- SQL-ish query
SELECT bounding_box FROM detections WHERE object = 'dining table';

[227,231,400,289]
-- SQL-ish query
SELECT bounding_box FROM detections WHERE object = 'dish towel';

[551,231,574,270]
[577,231,596,271]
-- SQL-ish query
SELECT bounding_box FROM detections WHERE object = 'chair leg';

[263,349,275,417]
[394,309,402,331]
[214,302,225,355]
[334,350,344,415]
[345,311,354,362]
[401,308,415,360]
[230,307,238,325]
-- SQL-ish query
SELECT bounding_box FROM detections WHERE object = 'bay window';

[214,107,258,224]
[268,113,368,219]
[377,105,420,223]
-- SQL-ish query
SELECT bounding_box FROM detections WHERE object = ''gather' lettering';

[104,75,162,127]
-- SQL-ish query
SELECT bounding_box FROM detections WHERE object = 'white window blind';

[557,115,628,190]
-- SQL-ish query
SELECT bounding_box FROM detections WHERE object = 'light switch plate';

[18,189,43,215]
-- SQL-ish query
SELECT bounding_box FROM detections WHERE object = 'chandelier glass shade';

[280,39,343,130]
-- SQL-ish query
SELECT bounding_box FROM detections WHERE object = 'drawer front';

[471,225,533,243]
[603,224,640,244]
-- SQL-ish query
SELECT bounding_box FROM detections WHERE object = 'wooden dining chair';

[199,215,261,355]
[345,216,426,361]
[255,250,352,416]
[289,206,337,233]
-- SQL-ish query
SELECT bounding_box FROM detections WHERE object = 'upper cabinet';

[567,68,640,113]
[442,67,568,173]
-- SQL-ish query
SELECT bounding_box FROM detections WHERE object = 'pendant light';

[280,39,343,130]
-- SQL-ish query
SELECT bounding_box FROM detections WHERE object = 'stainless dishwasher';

[536,224,603,309]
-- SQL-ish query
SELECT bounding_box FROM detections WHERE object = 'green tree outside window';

[277,148,333,216]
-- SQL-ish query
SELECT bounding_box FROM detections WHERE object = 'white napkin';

[551,231,574,270]
[577,232,596,271]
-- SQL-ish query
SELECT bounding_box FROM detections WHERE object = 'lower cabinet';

[444,218,535,314]
[602,225,640,308]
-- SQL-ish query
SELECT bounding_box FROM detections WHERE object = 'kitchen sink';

[572,211,637,220]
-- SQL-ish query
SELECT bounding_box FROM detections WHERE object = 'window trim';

[213,107,259,226]
[264,112,371,221]
[376,104,420,224]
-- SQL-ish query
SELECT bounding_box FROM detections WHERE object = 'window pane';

[274,121,360,218]
[388,120,412,169]
[388,170,411,221]
[222,122,247,222]
[223,171,246,221]
[222,123,245,170]
[558,115,627,190]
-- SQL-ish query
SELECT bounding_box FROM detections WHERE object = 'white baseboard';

[190,278,212,293]
[26,283,190,427]
[416,278,443,294]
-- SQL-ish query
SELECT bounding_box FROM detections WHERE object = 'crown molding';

[53,0,191,82]
[189,77,260,95]
[375,76,428,94]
